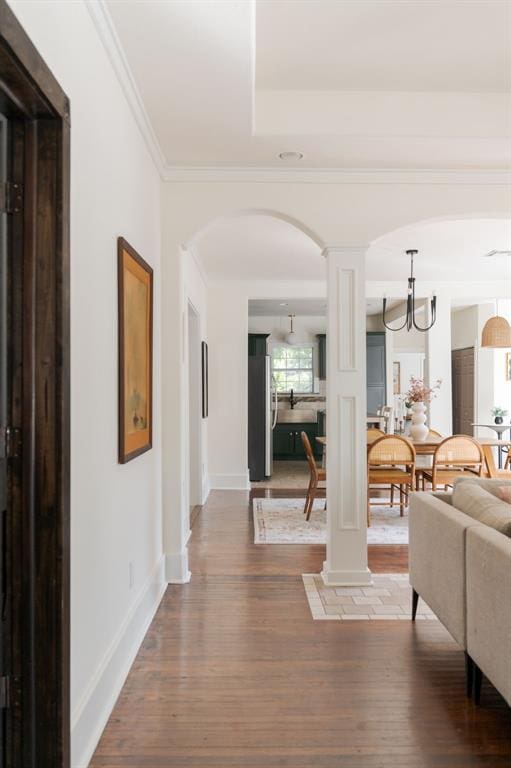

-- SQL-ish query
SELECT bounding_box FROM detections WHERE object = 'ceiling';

[194,214,325,282]
[249,298,327,317]
[105,0,511,170]
[194,214,511,283]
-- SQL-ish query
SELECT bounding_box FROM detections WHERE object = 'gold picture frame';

[118,237,153,463]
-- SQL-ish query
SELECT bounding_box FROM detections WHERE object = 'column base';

[321,563,372,587]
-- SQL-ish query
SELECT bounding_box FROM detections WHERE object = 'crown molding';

[162,166,511,185]
[85,0,167,178]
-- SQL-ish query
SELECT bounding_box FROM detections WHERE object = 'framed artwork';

[393,361,401,395]
[201,341,208,418]
[506,353,511,381]
[118,237,153,463]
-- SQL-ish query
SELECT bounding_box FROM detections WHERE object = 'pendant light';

[481,300,511,348]
[286,314,296,345]
[382,249,437,332]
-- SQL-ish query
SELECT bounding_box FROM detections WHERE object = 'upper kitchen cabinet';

[248,333,270,356]
[366,332,386,414]
[317,334,326,379]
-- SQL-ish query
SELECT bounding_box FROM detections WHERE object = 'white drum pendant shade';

[481,315,511,348]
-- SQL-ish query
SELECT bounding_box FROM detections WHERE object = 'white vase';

[410,401,428,442]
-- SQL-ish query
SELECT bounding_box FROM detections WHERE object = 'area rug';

[253,498,408,545]
[303,573,436,621]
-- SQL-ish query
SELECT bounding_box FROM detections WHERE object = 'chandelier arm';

[412,297,437,332]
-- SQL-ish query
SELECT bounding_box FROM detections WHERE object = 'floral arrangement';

[405,376,442,404]
[491,406,508,418]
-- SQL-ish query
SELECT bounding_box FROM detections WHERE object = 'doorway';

[187,303,202,526]
[452,347,475,435]
[0,4,70,766]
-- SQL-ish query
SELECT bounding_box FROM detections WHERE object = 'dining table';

[472,423,511,468]
[315,435,511,479]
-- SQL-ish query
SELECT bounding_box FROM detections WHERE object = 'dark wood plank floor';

[90,489,511,768]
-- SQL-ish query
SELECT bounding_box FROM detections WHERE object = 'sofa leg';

[411,589,419,621]
[465,653,474,699]
[473,663,483,705]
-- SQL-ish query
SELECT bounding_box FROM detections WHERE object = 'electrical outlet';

[129,561,134,589]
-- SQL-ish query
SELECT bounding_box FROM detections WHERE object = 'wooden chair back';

[301,431,319,481]
[367,435,416,471]
[433,435,484,472]
[367,427,385,441]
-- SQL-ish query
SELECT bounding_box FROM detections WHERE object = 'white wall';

[206,281,326,489]
[8,2,164,766]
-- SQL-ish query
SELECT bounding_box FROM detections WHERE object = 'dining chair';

[415,429,442,488]
[367,435,416,526]
[367,427,385,440]
[481,444,511,479]
[301,431,326,521]
[421,436,484,490]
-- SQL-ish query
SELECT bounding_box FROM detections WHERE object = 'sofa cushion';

[453,476,511,499]
[452,480,511,537]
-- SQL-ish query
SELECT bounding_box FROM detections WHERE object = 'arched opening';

[366,214,511,553]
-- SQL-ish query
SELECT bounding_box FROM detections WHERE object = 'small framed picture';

[506,352,511,381]
[201,341,208,418]
[393,361,401,394]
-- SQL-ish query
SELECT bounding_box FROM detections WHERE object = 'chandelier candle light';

[383,249,437,332]
[405,376,442,442]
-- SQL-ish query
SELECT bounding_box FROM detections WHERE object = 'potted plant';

[405,377,442,441]
[491,406,508,425]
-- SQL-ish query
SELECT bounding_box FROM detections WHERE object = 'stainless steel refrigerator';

[248,355,277,481]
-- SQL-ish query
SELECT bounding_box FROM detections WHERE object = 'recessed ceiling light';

[484,250,511,257]
[279,302,288,306]
[277,151,304,161]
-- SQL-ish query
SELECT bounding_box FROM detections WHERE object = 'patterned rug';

[253,498,408,545]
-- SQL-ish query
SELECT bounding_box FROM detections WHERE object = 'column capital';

[322,245,369,259]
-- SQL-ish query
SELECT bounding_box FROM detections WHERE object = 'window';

[272,345,314,393]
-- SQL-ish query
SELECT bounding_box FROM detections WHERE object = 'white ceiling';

[194,214,325,282]
[194,214,511,283]
[249,298,327,317]
[105,0,511,170]
[367,218,511,282]
[257,1,511,93]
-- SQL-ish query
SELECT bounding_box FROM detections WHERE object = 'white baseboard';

[321,566,373,587]
[209,472,250,490]
[165,549,191,583]
[71,555,166,768]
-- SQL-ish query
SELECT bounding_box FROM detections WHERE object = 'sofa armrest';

[467,526,511,706]
[409,491,482,648]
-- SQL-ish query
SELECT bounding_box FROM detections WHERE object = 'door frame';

[0,3,70,766]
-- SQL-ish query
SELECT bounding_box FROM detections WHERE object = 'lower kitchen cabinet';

[273,423,321,460]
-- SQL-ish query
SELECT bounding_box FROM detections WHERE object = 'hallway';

[90,490,511,767]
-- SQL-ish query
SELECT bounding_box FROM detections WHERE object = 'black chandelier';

[382,249,437,332]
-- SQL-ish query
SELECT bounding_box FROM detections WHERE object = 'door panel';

[452,347,475,435]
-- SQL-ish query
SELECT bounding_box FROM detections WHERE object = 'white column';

[322,247,371,586]
[425,288,452,436]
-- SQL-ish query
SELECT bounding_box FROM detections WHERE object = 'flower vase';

[410,402,428,442]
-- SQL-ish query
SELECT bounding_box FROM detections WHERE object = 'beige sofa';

[409,478,511,705]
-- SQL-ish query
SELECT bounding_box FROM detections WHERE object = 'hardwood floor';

[90,489,511,768]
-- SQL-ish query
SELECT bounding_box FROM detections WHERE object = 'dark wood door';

[0,111,8,766]
[452,347,475,435]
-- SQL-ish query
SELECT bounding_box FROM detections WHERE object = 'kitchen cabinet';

[317,334,326,380]
[366,332,386,413]
[273,422,321,459]
[248,333,269,356]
